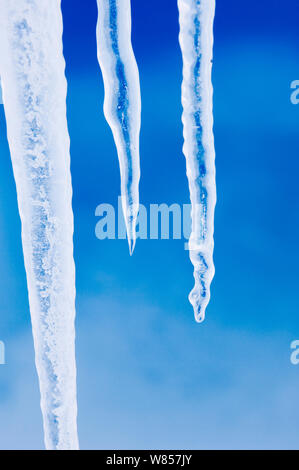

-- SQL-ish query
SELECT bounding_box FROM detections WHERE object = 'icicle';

[96,0,141,255]
[0,0,79,449]
[178,0,217,322]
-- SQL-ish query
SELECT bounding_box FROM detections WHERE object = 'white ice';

[0,0,79,449]
[178,0,217,322]
[96,0,141,255]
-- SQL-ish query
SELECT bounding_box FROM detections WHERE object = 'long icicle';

[96,0,141,255]
[178,0,217,322]
[0,0,79,449]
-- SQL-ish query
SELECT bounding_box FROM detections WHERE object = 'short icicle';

[96,0,141,254]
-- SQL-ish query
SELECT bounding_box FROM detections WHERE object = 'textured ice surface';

[178,0,217,322]
[0,0,78,449]
[96,0,141,254]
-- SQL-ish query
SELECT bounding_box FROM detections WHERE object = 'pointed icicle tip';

[124,203,138,256]
[128,235,136,256]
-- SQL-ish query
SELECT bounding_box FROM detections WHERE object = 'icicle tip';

[188,284,211,324]
[128,235,136,256]
[123,200,139,256]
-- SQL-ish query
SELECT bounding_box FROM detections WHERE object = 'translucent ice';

[0,0,79,449]
[96,0,141,254]
[178,0,217,322]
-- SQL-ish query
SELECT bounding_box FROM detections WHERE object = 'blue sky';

[0,0,299,449]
